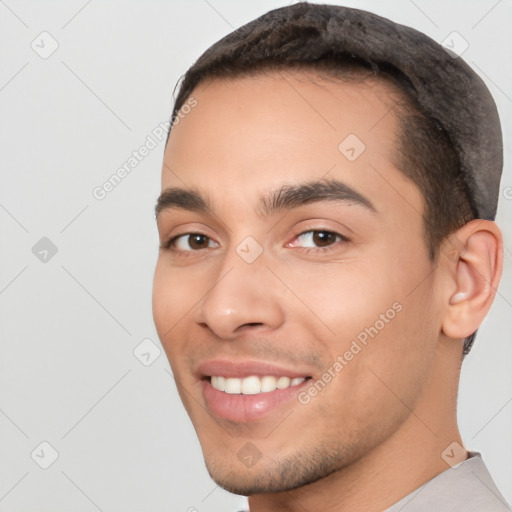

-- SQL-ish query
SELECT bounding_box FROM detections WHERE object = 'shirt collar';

[384,451,511,511]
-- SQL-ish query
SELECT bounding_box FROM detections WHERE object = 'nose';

[194,256,286,340]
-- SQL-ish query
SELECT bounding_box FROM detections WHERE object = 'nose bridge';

[194,244,284,338]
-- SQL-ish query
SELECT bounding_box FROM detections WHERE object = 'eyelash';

[162,228,349,256]
[288,229,349,254]
[161,232,211,254]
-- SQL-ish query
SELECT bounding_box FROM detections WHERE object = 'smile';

[197,360,314,422]
[209,375,309,394]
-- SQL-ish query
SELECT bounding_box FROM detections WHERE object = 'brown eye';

[312,231,338,247]
[171,233,218,251]
[188,234,209,249]
[291,230,344,249]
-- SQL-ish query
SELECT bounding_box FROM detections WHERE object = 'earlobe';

[441,220,503,340]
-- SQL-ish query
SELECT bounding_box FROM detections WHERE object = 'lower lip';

[201,379,310,423]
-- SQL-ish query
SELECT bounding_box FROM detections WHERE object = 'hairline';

[166,65,435,257]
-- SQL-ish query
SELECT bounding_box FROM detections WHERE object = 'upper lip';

[196,359,312,379]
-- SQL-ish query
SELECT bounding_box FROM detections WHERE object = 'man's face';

[153,72,444,494]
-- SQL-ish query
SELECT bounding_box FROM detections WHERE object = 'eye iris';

[313,231,336,247]
[189,234,208,249]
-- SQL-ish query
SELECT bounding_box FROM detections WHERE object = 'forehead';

[162,71,413,214]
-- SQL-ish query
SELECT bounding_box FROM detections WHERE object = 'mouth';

[207,375,311,394]
[197,360,314,423]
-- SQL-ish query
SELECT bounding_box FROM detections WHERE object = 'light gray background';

[0,1,510,511]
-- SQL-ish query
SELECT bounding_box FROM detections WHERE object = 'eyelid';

[286,226,350,246]
[165,231,219,252]
[159,221,218,249]
[159,223,350,255]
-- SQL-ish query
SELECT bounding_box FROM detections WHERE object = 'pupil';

[190,234,207,249]
[313,231,335,247]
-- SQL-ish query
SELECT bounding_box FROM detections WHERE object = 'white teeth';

[210,375,307,394]
[276,376,291,389]
[261,376,278,392]
[224,377,241,394]
[240,376,261,395]
[211,376,226,392]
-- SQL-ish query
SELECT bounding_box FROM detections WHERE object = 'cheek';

[280,251,438,376]
[152,263,173,335]
[322,266,438,409]
[277,260,400,343]
[152,262,195,354]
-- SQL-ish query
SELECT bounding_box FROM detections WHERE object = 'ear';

[441,220,503,340]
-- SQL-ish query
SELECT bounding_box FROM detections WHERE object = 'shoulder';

[385,452,511,512]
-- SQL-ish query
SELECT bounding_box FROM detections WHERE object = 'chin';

[202,444,354,496]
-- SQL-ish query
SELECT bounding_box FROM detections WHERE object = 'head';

[153,2,503,498]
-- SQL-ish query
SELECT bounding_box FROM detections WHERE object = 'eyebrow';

[155,179,377,219]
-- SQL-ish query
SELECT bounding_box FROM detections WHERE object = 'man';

[152,2,510,510]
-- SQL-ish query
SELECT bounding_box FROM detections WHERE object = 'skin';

[152,71,502,511]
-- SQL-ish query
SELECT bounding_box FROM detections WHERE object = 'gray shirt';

[239,452,510,511]
[241,452,512,512]
[385,452,511,511]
